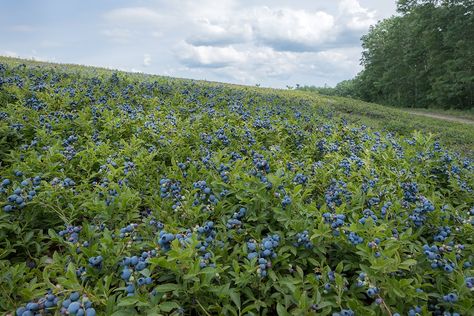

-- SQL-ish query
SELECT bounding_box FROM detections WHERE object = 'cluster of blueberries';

[218,163,230,183]
[380,201,392,218]
[321,270,337,292]
[355,272,367,288]
[293,230,313,249]
[323,213,346,236]
[292,173,308,185]
[281,195,292,208]
[366,286,379,297]
[347,231,364,246]
[101,188,119,207]
[148,218,164,230]
[324,180,351,210]
[88,255,103,269]
[215,127,230,146]
[465,276,474,288]
[61,142,78,160]
[192,180,218,206]
[25,95,48,111]
[196,221,216,268]
[252,153,270,173]
[331,309,355,316]
[250,152,272,189]
[2,175,41,212]
[16,291,96,316]
[60,292,96,315]
[123,161,135,175]
[246,235,280,277]
[159,178,183,210]
[433,226,451,242]
[402,182,418,203]
[422,244,456,272]
[358,209,379,224]
[58,225,82,243]
[16,291,59,316]
[226,207,246,231]
[443,293,458,303]
[119,223,138,239]
[120,251,156,296]
[409,196,435,227]
[339,158,351,176]
[50,178,76,188]
[158,230,176,251]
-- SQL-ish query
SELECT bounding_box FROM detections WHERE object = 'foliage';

[296,80,360,100]
[0,58,473,315]
[356,0,474,109]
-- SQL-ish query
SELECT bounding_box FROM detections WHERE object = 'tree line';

[298,0,474,110]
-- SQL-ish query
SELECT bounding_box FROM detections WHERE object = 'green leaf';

[154,283,180,292]
[159,301,180,312]
[229,290,241,309]
[277,303,290,316]
[399,259,417,270]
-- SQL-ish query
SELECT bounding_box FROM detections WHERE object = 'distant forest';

[298,0,474,110]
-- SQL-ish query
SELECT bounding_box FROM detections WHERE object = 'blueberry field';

[0,58,473,316]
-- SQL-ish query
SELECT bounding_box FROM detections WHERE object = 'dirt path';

[406,110,474,125]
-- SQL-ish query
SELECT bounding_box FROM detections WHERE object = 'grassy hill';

[0,57,473,315]
[2,56,473,157]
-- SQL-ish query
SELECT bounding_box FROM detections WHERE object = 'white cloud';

[338,0,376,31]
[251,7,335,51]
[178,43,247,68]
[184,7,336,52]
[182,2,376,53]
[187,18,252,46]
[92,0,387,87]
[143,54,151,66]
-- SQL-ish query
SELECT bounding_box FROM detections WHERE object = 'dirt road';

[406,111,474,125]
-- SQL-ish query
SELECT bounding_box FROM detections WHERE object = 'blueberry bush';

[0,59,473,315]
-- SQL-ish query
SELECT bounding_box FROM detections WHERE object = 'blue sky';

[0,0,396,88]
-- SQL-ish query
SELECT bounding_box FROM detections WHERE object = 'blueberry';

[25,303,39,311]
[121,268,132,280]
[16,307,26,316]
[263,241,273,249]
[367,287,377,297]
[135,261,147,271]
[85,308,96,316]
[247,252,258,260]
[69,292,80,301]
[44,300,55,308]
[130,256,139,265]
[126,284,135,293]
[68,301,81,314]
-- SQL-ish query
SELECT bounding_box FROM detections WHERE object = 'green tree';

[354,0,474,109]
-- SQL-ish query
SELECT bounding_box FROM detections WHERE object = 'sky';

[0,0,396,88]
